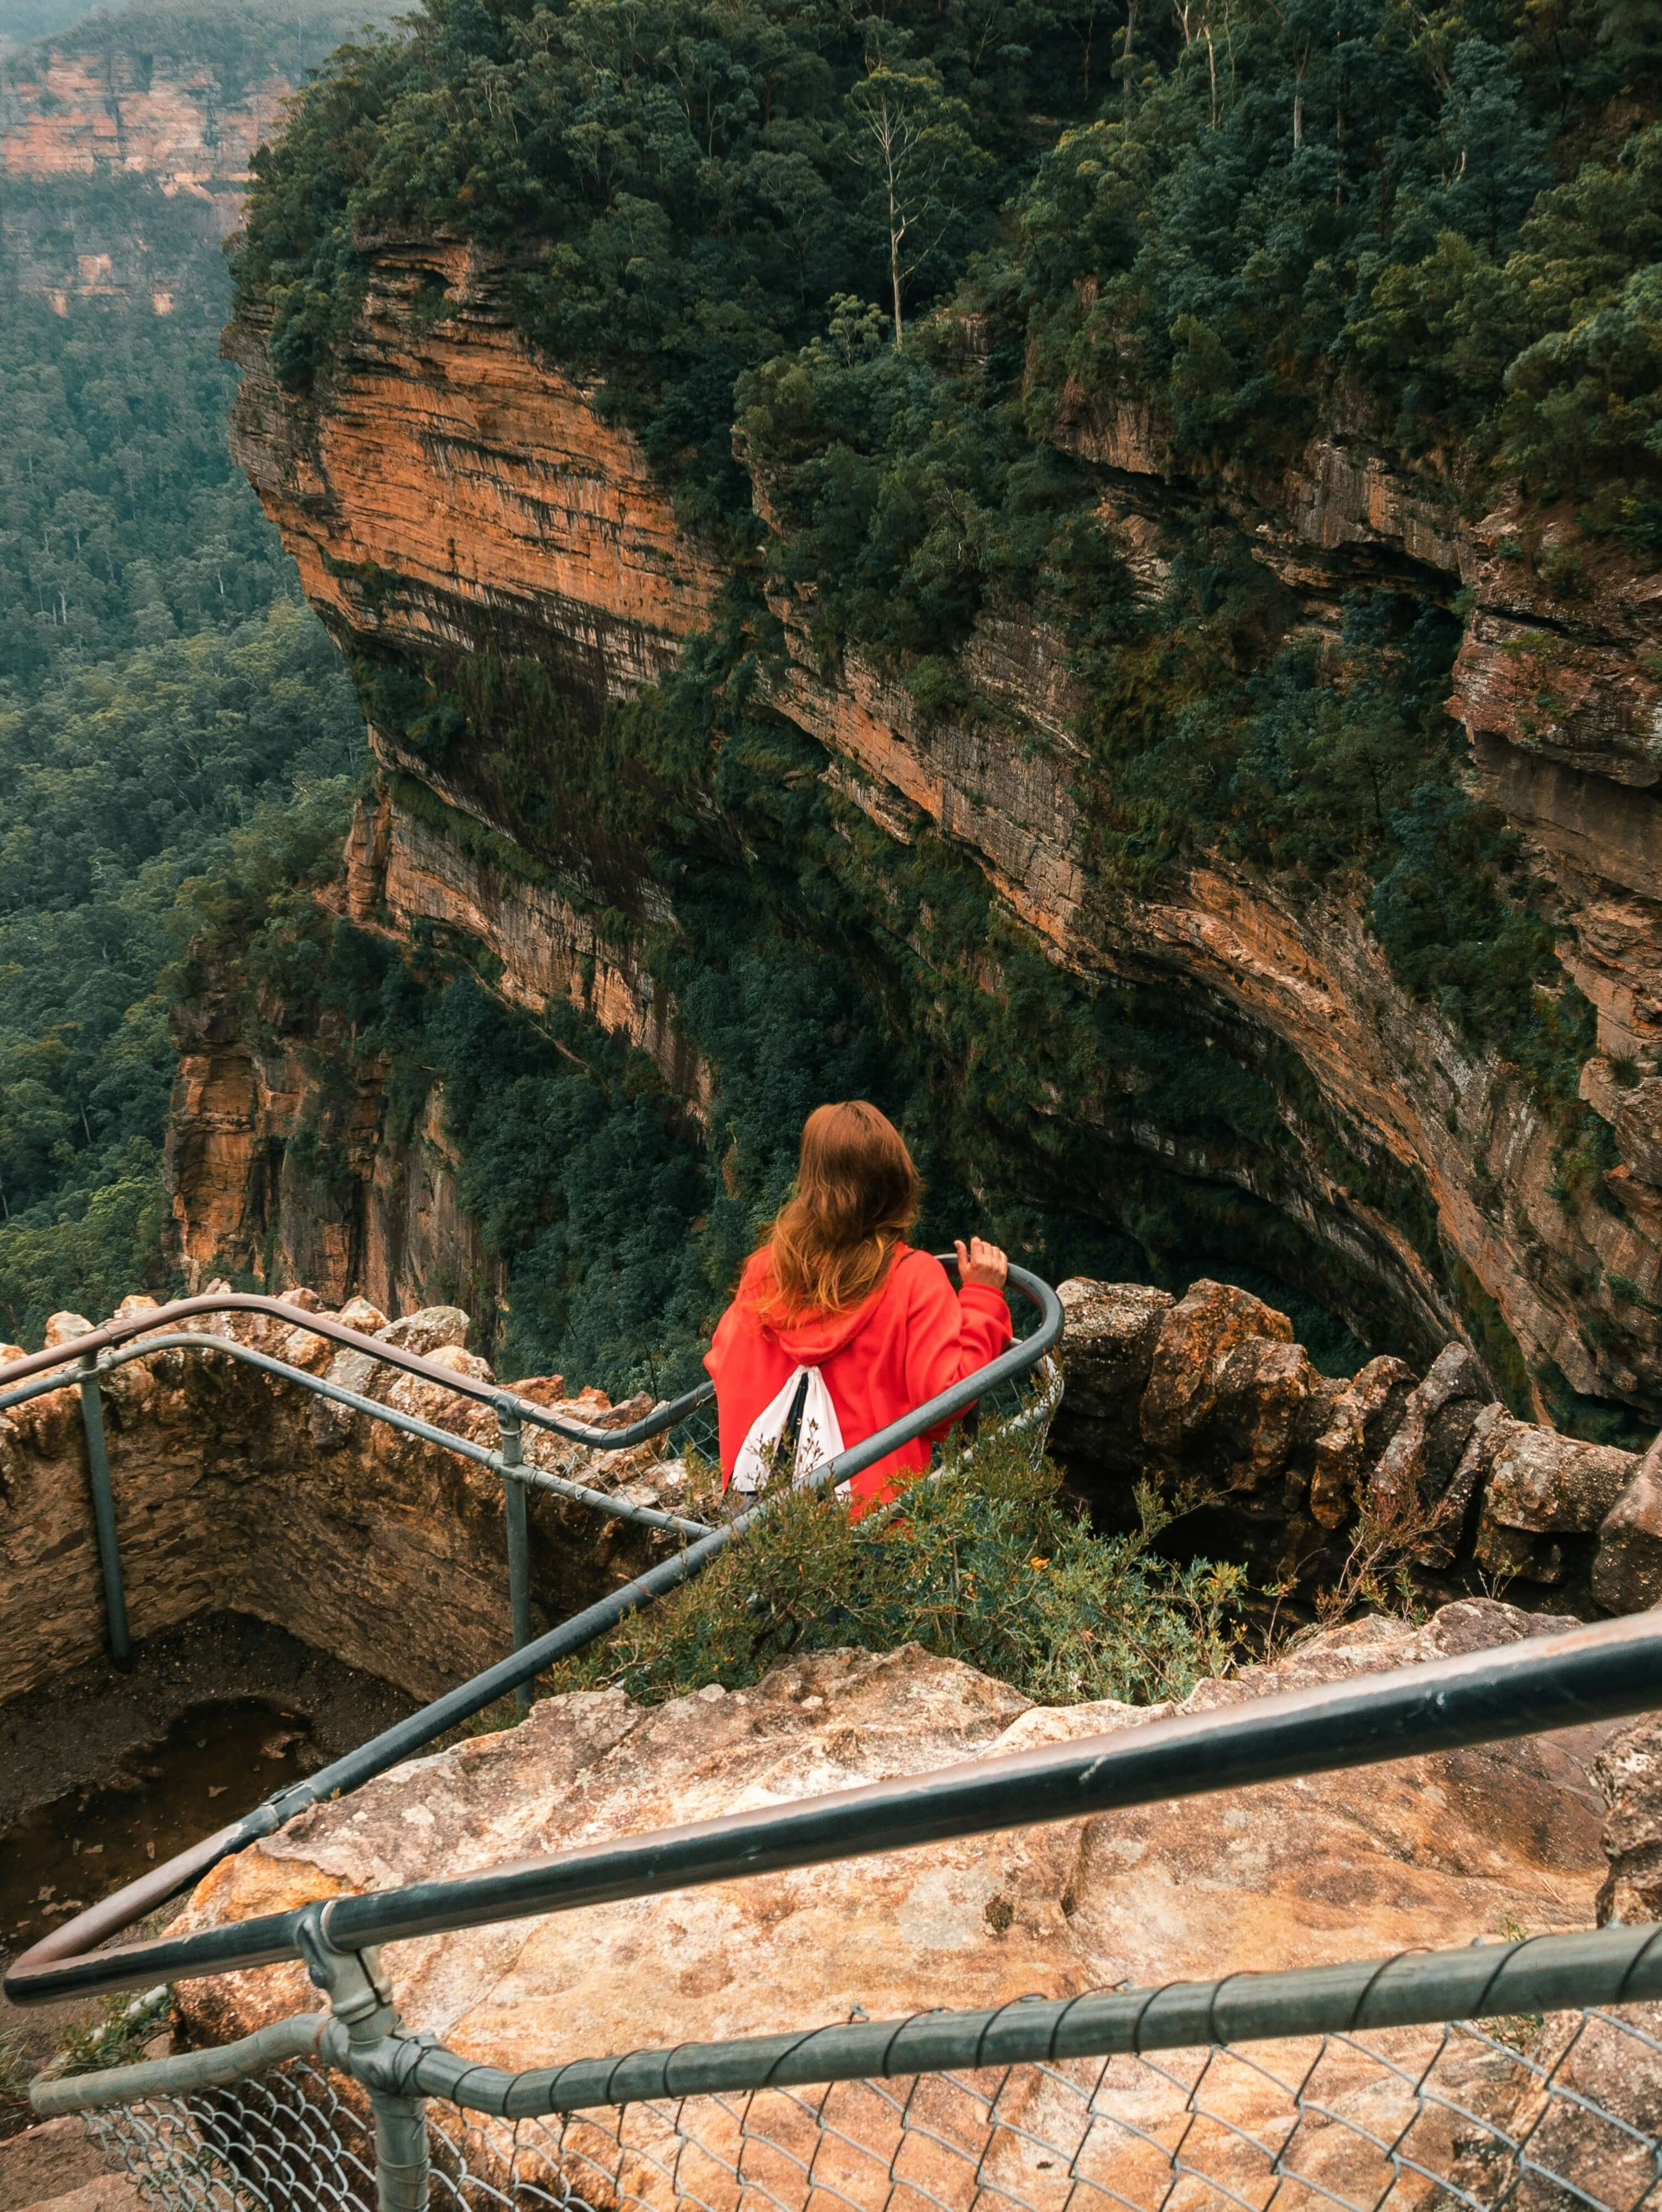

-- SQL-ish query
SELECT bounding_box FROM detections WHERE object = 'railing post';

[296,1908,428,2212]
[496,1400,532,1715]
[76,1350,130,1670]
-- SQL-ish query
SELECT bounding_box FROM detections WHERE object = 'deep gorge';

[185,171,1661,1431]
[5,0,1661,1445]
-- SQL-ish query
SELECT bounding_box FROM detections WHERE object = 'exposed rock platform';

[166,1601,1660,2212]
[175,1601,1616,2051]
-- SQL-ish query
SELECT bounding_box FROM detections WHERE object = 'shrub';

[546,1424,1248,1708]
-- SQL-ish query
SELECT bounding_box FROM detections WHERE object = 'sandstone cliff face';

[169,1604,1650,2210]
[1,42,292,304]
[164,785,712,1307]
[224,240,726,711]
[165,922,507,1320]
[0,1291,695,1711]
[0,48,286,190]
[209,239,1662,1426]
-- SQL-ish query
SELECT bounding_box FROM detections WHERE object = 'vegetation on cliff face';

[220,0,1661,1422]
[233,0,1118,531]
[239,0,1661,517]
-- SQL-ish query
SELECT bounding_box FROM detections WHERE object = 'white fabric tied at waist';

[730,1363,848,1497]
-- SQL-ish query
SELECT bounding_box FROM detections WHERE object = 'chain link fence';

[84,1993,1662,2212]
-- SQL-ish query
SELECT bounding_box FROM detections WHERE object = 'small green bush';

[546,1427,1248,1709]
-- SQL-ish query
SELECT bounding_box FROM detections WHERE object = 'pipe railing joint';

[295,1905,396,2041]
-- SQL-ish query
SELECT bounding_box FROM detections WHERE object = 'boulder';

[1420,1400,1513,1569]
[172,1600,1613,2107]
[307,1305,477,1447]
[1447,2000,1662,2212]
[1208,1332,1316,1490]
[1051,1280,1173,1479]
[1474,1427,1639,1585]
[1140,1281,1294,1458]
[377,1306,471,1356]
[1367,1342,1489,1516]
[1309,1356,1417,1527]
[336,1296,390,1333]
[1591,1443,1662,1615]
[1593,1712,1662,1926]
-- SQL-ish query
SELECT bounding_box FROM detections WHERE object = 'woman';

[705,1100,1012,1518]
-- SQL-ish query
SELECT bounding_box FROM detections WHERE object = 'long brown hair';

[759,1102,922,1318]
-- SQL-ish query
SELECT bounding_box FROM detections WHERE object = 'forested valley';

[0,2,392,1342]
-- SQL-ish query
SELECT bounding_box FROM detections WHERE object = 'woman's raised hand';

[955,1236,1009,1291]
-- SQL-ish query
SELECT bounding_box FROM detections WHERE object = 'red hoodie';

[704,1243,1013,1517]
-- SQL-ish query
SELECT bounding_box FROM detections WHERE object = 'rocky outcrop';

[164,785,712,1307]
[0,41,294,305]
[1053,1273,1661,1610]
[165,915,508,1316]
[0,1290,703,1712]
[1596,1712,1662,1925]
[0,48,287,192]
[225,240,726,715]
[168,1603,1638,2205]
[209,234,1662,1433]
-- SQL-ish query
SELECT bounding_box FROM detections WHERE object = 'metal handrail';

[0,1290,723,1677]
[34,1919,1662,2121]
[8,1601,1660,2005]
[80,1330,714,1540]
[3,1261,1065,2006]
[0,1289,717,1446]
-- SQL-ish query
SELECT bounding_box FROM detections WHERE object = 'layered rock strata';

[1,42,293,304]
[0,1291,701,1712]
[171,1603,1653,2210]
[213,238,1662,1427]
[165,789,712,1307]
[0,49,288,191]
[1053,1274,1662,1613]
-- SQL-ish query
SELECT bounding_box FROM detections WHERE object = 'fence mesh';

[84,2000,1662,2212]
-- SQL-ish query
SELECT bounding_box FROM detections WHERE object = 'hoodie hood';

[741,1243,921,1361]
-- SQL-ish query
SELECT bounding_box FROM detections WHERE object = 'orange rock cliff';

[188,237,1662,1448]
[1,33,294,304]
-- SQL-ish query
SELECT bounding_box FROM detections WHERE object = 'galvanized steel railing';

[0,1262,1064,2004]
[18,1611,1662,2212]
[13,1267,1662,2212]
[0,1288,731,1682]
[41,1953,1662,2212]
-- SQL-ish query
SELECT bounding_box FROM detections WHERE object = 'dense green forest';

[0,215,365,1343]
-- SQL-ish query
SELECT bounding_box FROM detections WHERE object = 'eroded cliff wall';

[199,239,1661,1430]
[0,38,293,305]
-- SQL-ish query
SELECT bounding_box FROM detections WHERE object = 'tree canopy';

[0,194,365,1345]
